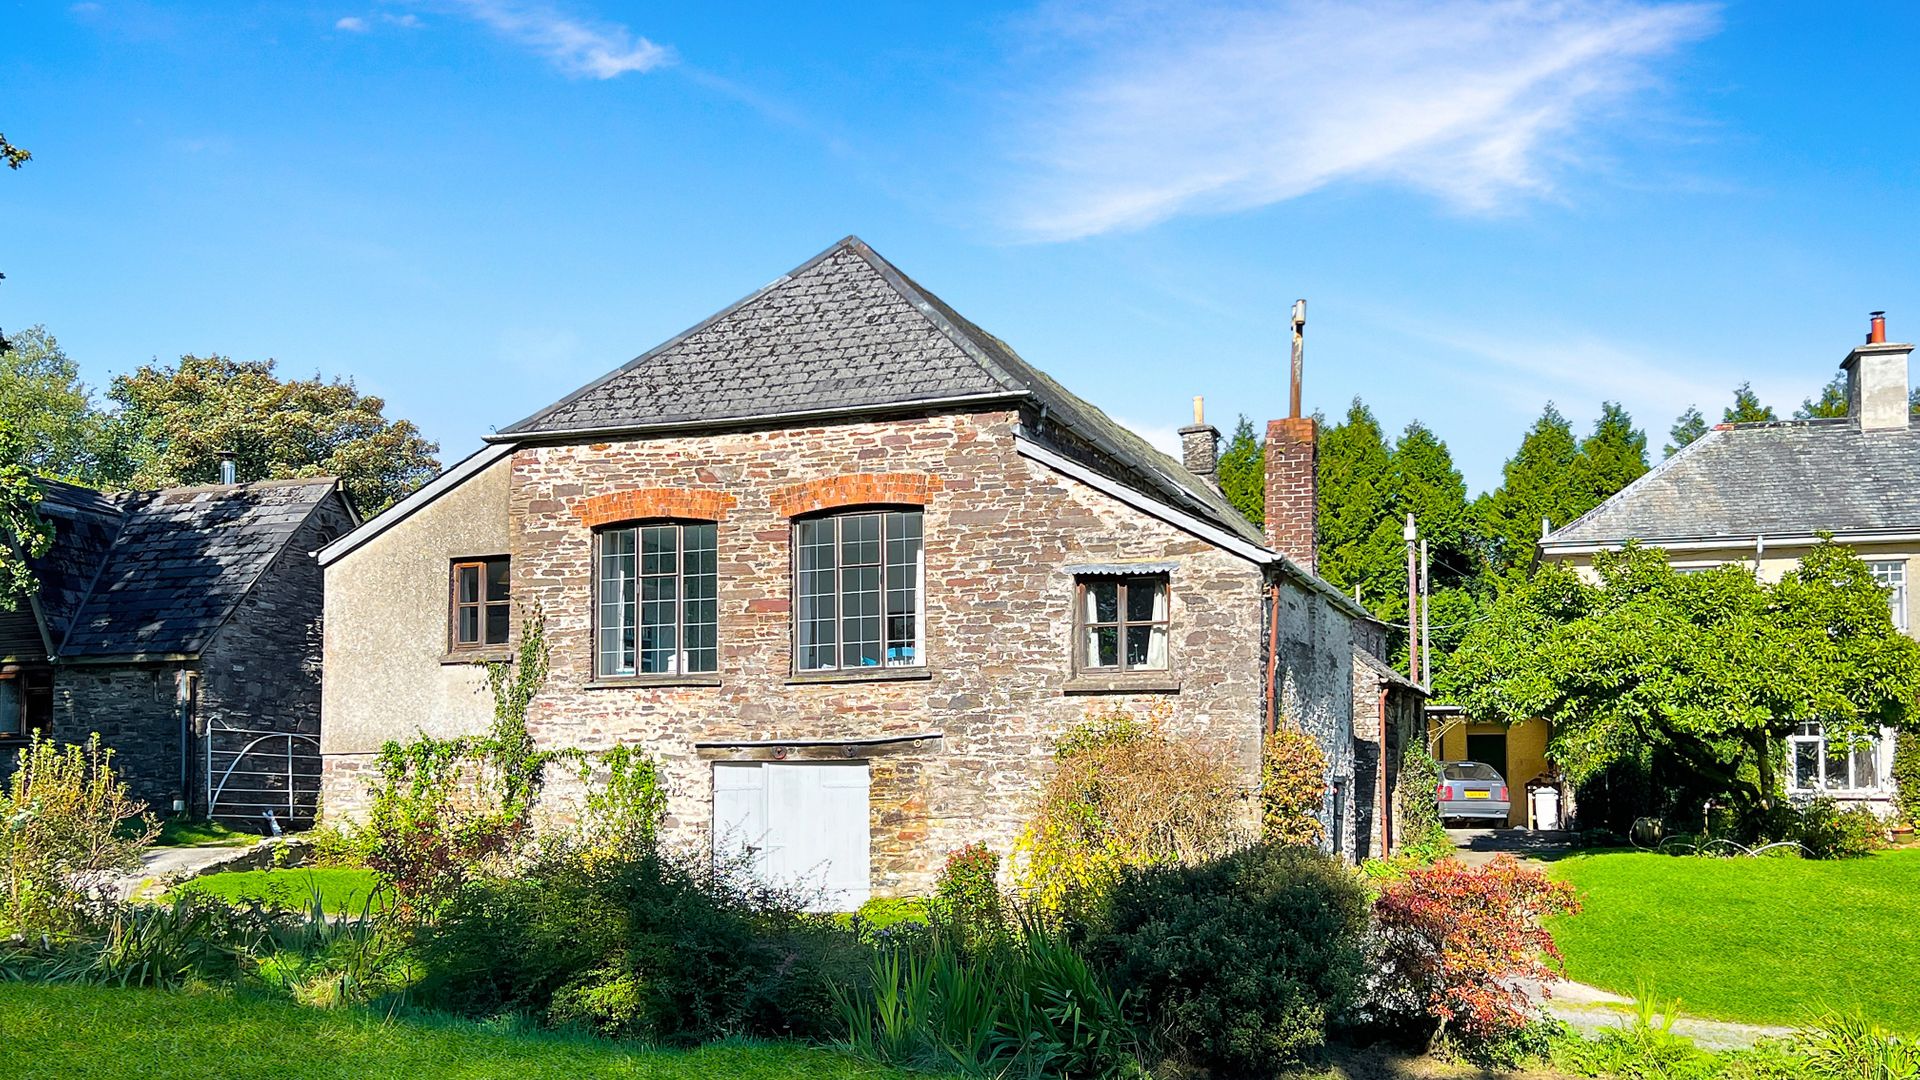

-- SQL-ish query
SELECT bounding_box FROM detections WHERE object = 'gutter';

[1539,528,1920,557]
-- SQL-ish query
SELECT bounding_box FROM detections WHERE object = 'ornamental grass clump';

[1012,703,1249,921]
[0,734,157,937]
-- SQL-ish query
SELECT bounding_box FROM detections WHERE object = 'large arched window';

[595,520,718,677]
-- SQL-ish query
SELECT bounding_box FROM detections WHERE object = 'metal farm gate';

[206,721,321,832]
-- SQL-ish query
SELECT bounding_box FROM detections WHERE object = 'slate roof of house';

[1544,417,1920,546]
[28,477,341,659]
[495,236,1266,547]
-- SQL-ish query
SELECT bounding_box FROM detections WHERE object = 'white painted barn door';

[713,761,871,911]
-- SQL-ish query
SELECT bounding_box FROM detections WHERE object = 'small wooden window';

[1075,575,1169,672]
[0,670,50,739]
[450,557,511,650]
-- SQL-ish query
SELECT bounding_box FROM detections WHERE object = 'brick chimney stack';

[1265,299,1317,571]
[1179,396,1221,482]
[1843,311,1913,433]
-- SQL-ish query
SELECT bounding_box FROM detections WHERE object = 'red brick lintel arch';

[769,473,943,519]
[572,488,737,528]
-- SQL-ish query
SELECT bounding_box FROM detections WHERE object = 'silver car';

[1438,761,1510,824]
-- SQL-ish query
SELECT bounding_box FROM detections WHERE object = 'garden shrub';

[1395,743,1453,861]
[1744,797,1886,859]
[847,896,930,933]
[0,734,157,936]
[842,920,1138,1079]
[363,612,557,917]
[1369,855,1579,1050]
[934,843,1005,954]
[1085,841,1369,1073]
[1013,703,1249,921]
[1261,725,1327,846]
[1793,1010,1920,1079]
[413,841,862,1045]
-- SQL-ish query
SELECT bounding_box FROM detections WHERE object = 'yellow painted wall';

[1433,717,1552,827]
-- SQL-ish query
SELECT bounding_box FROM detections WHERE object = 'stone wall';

[504,407,1270,895]
[1351,660,1424,859]
[50,663,189,811]
[196,491,356,821]
[1270,573,1360,859]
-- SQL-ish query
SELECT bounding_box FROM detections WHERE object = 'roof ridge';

[841,238,1030,395]
[191,480,346,656]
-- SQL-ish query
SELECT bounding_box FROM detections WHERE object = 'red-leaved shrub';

[1371,855,1579,1045]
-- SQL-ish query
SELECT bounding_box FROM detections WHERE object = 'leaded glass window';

[597,522,718,677]
[794,510,922,671]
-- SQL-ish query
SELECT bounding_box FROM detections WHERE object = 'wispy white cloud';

[1003,0,1719,240]
[335,15,370,32]
[435,0,672,79]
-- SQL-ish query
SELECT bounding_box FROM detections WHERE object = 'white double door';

[713,760,871,911]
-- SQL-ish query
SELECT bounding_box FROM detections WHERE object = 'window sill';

[440,649,513,666]
[786,667,933,686]
[1062,672,1181,694]
[585,675,724,689]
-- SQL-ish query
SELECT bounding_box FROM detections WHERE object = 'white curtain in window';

[1146,582,1169,669]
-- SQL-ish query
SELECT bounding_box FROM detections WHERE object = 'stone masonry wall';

[51,663,190,812]
[196,492,356,821]
[508,408,1270,896]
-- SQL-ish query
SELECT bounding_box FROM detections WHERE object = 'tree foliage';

[1316,401,1403,612]
[1722,381,1777,424]
[1441,542,1920,808]
[102,355,439,511]
[1477,403,1648,577]
[1217,414,1264,527]
[0,326,111,482]
[1664,405,1708,457]
[0,424,51,612]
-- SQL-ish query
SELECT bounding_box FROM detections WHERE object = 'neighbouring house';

[316,236,1423,904]
[1540,312,1919,818]
[0,475,356,828]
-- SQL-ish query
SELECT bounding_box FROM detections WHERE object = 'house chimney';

[1266,300,1317,570]
[1179,396,1221,482]
[218,451,237,485]
[1842,312,1912,432]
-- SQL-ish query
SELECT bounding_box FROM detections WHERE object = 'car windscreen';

[1442,762,1502,782]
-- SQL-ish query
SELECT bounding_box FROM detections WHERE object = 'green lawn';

[176,867,387,914]
[1548,848,1920,1031]
[150,817,260,848]
[0,984,916,1080]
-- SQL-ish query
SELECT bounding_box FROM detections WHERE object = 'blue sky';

[4,1,1918,494]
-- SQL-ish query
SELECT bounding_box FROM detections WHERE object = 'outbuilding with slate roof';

[1541,313,1920,817]
[1,476,356,826]
[318,236,1425,899]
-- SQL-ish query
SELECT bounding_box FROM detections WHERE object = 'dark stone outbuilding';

[0,477,356,828]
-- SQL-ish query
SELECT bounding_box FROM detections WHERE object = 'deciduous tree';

[1441,542,1920,810]
[102,355,440,511]
[0,326,107,481]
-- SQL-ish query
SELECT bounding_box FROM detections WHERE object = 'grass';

[0,983,921,1080]
[1548,847,1920,1031]
[176,867,387,914]
[140,817,260,848]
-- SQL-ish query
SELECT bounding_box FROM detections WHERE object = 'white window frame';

[1868,559,1908,632]
[1785,722,1882,795]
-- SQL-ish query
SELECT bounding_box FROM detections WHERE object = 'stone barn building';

[317,236,1423,903]
[1,477,355,828]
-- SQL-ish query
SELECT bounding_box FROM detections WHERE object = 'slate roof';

[28,477,340,659]
[1545,418,1920,546]
[496,236,1266,547]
